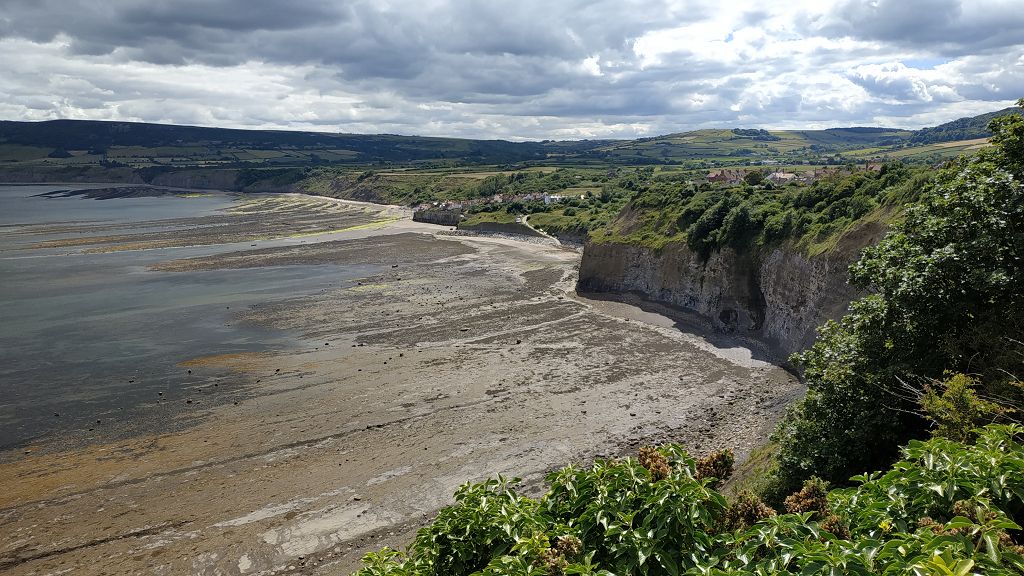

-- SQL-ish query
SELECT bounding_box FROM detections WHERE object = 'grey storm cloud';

[0,0,651,67]
[815,0,1024,55]
[0,0,1021,139]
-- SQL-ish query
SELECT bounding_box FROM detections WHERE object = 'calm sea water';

[0,185,374,451]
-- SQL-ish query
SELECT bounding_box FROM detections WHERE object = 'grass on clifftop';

[460,210,519,226]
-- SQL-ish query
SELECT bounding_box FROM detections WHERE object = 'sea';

[0,184,370,452]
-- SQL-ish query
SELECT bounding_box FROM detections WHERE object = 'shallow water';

[0,185,378,450]
[0,183,233,227]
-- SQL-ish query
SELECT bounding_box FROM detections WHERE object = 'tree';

[477,174,509,197]
[743,169,765,186]
[771,100,1024,496]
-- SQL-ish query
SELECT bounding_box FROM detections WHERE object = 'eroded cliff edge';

[577,221,888,359]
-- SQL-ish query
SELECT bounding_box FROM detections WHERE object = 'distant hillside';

[793,127,911,147]
[580,127,914,165]
[0,106,1012,173]
[0,119,607,165]
[577,108,1012,165]
[909,106,1018,144]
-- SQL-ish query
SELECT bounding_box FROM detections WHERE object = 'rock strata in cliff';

[577,223,887,358]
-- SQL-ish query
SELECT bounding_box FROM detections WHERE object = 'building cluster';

[705,162,883,187]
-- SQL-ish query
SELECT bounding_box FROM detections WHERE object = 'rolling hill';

[908,106,1019,144]
[0,106,1010,174]
[0,119,609,167]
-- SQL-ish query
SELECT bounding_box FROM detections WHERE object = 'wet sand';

[0,192,802,575]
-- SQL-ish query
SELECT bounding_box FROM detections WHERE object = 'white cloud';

[581,56,603,77]
[846,62,953,103]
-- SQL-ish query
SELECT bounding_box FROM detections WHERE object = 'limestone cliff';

[577,222,887,358]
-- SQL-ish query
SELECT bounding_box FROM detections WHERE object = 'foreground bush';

[354,425,1024,576]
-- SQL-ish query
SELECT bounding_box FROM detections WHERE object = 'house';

[543,194,566,205]
[706,169,744,185]
[809,167,839,181]
[767,171,798,184]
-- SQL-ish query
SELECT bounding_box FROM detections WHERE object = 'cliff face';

[148,170,242,191]
[577,223,886,358]
[413,208,462,226]
[458,221,546,238]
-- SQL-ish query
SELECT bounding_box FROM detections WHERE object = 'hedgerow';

[354,425,1024,576]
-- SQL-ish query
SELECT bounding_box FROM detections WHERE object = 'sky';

[0,0,1022,140]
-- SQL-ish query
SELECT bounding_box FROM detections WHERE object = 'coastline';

[0,184,801,575]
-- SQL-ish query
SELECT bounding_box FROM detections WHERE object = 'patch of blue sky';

[903,57,949,70]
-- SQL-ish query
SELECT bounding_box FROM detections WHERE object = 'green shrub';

[922,373,1009,443]
[412,476,543,576]
[354,425,1024,576]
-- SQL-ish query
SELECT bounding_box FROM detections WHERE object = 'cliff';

[457,220,546,238]
[577,221,887,358]
[413,208,463,226]
[148,169,244,191]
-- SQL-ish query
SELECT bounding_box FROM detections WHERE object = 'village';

[413,161,887,217]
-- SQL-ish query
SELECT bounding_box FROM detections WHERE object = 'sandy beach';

[0,190,802,575]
